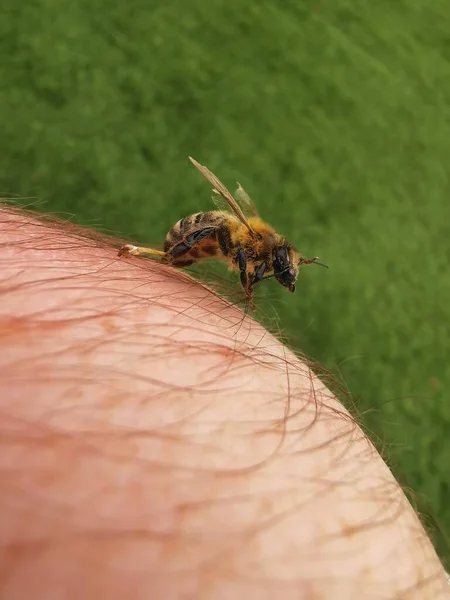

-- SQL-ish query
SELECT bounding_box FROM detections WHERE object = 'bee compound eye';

[273,246,287,266]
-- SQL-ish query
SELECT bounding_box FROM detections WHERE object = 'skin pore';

[0,205,449,600]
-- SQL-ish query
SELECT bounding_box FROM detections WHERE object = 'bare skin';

[0,206,448,600]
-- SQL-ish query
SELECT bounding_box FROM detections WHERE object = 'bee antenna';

[299,256,329,269]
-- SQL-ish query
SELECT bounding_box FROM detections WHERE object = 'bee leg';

[237,248,248,289]
[245,261,267,293]
[253,262,267,284]
[118,244,166,258]
[237,248,256,310]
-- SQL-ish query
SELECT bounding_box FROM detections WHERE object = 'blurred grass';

[1,0,449,561]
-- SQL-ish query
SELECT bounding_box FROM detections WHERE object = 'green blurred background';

[1,0,449,561]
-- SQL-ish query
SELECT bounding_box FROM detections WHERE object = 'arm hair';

[0,205,448,600]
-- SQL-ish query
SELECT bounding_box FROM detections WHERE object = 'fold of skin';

[0,207,448,600]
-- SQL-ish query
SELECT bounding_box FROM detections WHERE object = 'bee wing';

[189,157,255,234]
[210,189,233,212]
[234,182,260,218]
[212,183,260,219]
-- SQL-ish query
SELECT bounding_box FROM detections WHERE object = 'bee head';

[272,246,298,293]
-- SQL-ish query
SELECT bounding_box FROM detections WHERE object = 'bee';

[118,157,328,308]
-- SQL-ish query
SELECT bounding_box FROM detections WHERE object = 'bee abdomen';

[162,211,228,267]
[163,212,223,252]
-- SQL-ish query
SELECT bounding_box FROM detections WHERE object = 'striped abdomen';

[163,211,233,268]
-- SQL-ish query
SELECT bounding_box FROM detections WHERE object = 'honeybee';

[118,157,328,308]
